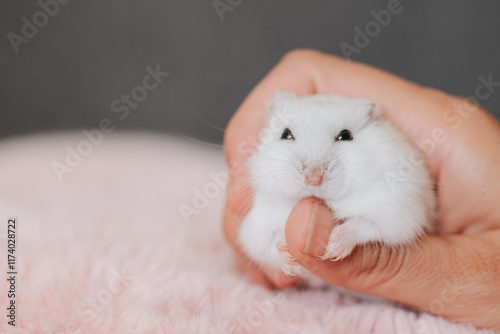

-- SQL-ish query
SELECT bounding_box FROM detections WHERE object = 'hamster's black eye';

[336,129,353,141]
[281,128,295,140]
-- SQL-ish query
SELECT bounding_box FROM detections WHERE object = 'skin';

[223,49,500,330]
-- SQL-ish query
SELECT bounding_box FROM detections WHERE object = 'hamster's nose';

[305,166,324,186]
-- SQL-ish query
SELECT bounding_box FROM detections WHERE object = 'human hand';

[223,49,500,329]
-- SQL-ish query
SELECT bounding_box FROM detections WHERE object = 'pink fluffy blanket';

[0,133,493,334]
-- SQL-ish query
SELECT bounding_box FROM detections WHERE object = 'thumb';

[285,198,500,329]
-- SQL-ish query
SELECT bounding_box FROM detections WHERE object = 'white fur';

[239,92,436,279]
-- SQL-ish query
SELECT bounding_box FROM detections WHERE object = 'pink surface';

[0,133,491,334]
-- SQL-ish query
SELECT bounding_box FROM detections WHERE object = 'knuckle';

[281,49,326,65]
[348,244,408,291]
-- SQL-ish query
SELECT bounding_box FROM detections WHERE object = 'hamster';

[238,92,436,283]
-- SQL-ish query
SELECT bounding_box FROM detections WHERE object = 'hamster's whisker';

[229,173,282,199]
[228,167,277,175]
[228,182,253,200]
[234,199,255,229]
[262,158,295,164]
[268,141,302,161]
[264,144,301,161]
[232,192,255,216]
[228,181,256,204]
[240,173,284,188]
[265,144,291,156]
[228,195,256,240]
[229,172,289,199]
[192,111,227,132]
[232,174,284,219]
[173,133,224,149]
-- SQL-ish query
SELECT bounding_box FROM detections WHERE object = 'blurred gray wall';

[1,0,499,143]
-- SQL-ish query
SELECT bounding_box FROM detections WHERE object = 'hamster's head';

[249,92,385,201]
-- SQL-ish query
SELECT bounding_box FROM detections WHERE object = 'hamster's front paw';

[276,241,299,276]
[321,223,357,261]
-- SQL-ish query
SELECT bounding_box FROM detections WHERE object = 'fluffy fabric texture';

[0,133,492,334]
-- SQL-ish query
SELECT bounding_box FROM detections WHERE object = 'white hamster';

[238,92,436,281]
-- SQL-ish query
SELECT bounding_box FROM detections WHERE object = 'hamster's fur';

[238,92,436,282]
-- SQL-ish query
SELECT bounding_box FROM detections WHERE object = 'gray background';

[1,0,499,144]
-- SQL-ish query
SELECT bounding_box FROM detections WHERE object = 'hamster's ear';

[358,101,380,125]
[267,91,296,115]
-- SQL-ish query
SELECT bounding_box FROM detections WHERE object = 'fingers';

[285,198,500,329]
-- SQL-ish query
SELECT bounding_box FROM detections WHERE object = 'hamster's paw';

[321,224,357,261]
[276,241,299,276]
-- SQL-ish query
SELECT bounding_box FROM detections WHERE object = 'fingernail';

[303,202,336,257]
